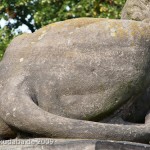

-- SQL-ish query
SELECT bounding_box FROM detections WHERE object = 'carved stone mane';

[121,0,150,23]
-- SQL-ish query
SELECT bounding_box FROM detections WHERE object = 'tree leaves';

[0,27,14,60]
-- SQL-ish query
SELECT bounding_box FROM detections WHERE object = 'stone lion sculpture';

[121,0,150,23]
[0,0,150,145]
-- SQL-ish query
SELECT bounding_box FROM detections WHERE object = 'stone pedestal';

[0,139,150,150]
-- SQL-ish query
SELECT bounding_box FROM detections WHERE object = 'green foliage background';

[0,0,126,60]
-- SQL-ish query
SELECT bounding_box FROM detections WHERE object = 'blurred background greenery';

[0,0,126,60]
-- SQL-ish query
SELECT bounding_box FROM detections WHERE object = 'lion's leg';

[0,77,150,143]
[0,118,16,139]
[0,86,150,143]
[145,111,150,124]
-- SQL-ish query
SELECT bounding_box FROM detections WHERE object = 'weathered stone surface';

[121,0,150,23]
[0,18,150,143]
[0,139,150,150]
